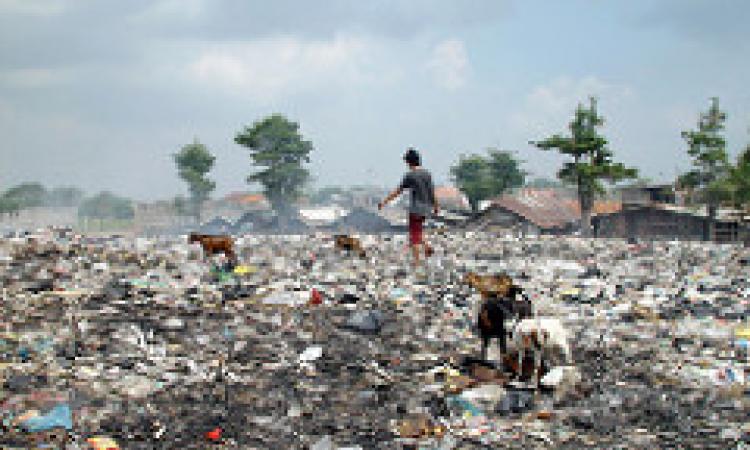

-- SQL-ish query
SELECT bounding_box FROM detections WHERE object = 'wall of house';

[593,208,707,241]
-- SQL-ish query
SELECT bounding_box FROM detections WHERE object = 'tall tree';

[450,154,493,212]
[174,138,216,224]
[678,97,732,238]
[486,149,527,196]
[531,97,638,236]
[235,114,313,218]
[730,143,750,208]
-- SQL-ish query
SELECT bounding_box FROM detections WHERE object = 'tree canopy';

[678,98,732,216]
[46,186,84,207]
[78,191,134,221]
[3,182,47,209]
[730,144,750,208]
[174,138,216,222]
[531,97,637,235]
[450,149,526,212]
[235,114,313,216]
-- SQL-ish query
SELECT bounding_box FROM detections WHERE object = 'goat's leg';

[481,336,488,361]
[534,346,542,389]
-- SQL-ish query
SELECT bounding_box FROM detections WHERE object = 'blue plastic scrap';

[21,404,73,432]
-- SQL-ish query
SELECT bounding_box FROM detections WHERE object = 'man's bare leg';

[411,244,421,267]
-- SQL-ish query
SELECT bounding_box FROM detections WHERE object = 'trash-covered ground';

[2,229,749,449]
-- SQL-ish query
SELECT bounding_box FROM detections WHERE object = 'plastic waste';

[344,309,383,333]
[87,436,120,450]
[20,403,72,432]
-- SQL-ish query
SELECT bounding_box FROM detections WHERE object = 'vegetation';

[235,114,313,217]
[730,144,750,208]
[677,98,734,239]
[46,186,84,207]
[174,138,216,223]
[450,149,526,212]
[531,97,638,236]
[3,182,47,209]
[78,191,134,225]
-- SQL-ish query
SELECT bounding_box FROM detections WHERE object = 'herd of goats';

[188,232,573,388]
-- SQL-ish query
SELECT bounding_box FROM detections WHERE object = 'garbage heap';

[1,231,749,449]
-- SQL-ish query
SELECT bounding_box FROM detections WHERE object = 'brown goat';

[188,233,236,262]
[334,235,367,258]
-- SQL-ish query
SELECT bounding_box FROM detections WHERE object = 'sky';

[1,0,749,202]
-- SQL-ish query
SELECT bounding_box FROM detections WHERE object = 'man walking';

[378,147,438,268]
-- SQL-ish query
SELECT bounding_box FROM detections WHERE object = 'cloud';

[427,39,468,90]
[185,35,400,101]
[509,76,635,137]
[127,0,511,41]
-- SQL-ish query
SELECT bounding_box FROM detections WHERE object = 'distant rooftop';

[488,188,621,230]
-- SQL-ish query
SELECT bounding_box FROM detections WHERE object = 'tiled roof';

[224,192,267,204]
[488,188,622,229]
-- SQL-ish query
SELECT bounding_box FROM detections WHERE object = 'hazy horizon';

[3,0,749,202]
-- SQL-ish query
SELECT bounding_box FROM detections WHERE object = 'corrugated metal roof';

[487,188,622,229]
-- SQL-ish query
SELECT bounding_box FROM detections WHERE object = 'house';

[434,186,470,211]
[223,192,270,210]
[477,188,621,235]
[593,185,749,242]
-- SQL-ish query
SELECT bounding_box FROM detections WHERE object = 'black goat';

[477,285,532,361]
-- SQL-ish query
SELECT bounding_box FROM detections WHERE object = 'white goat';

[510,317,572,386]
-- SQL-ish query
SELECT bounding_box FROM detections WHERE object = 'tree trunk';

[194,199,201,226]
[705,202,717,241]
[578,185,593,238]
[580,207,592,237]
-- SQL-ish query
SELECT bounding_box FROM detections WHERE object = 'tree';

[78,191,134,229]
[450,149,527,212]
[531,97,638,236]
[3,182,47,209]
[172,195,190,216]
[678,98,732,238]
[730,144,750,208]
[450,154,493,212]
[174,138,216,224]
[235,114,313,218]
[46,186,84,207]
[486,149,527,196]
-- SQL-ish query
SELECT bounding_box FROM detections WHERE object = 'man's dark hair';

[403,147,421,166]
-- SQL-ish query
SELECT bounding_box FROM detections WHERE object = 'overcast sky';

[2,0,749,201]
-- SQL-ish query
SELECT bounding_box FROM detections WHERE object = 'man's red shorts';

[408,213,424,246]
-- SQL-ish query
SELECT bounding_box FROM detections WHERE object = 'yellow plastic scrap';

[233,265,256,276]
[736,327,750,340]
[86,436,120,450]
